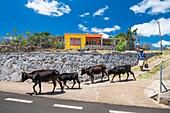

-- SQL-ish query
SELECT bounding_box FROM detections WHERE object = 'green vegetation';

[0,29,64,52]
[163,50,170,55]
[116,39,126,51]
[110,27,138,52]
[125,27,137,50]
[115,33,126,51]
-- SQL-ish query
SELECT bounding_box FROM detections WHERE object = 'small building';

[85,34,102,45]
[101,38,114,45]
[64,33,103,49]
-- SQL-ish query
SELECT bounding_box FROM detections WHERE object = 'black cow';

[108,65,136,82]
[81,64,109,84]
[21,69,63,94]
[59,72,80,89]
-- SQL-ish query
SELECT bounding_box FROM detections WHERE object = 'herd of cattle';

[21,64,136,94]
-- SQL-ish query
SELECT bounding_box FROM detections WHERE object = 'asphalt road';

[0,91,169,113]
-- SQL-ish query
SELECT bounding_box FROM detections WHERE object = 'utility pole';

[157,21,162,54]
[157,21,168,94]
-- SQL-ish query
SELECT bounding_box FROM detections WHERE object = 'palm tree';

[40,32,51,49]
[126,27,138,50]
[126,27,137,41]
[27,32,51,51]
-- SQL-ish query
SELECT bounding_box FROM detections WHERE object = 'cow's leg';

[71,80,76,89]
[33,82,38,94]
[62,81,65,89]
[38,81,42,94]
[126,72,130,81]
[52,80,56,93]
[64,80,70,89]
[101,72,105,81]
[77,79,81,89]
[105,71,110,81]
[90,74,94,84]
[129,71,136,81]
[119,74,121,82]
[111,74,116,82]
[56,78,63,92]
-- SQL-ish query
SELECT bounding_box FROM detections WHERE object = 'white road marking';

[53,104,83,110]
[109,110,136,113]
[5,98,33,104]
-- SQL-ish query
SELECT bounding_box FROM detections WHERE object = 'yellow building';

[64,33,105,49]
[64,34,86,49]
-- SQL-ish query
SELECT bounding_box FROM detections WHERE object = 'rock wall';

[0,52,160,82]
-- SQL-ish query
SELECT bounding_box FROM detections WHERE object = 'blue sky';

[0,0,170,48]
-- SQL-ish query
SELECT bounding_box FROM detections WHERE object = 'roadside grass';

[105,50,170,79]
[116,54,165,78]
[167,76,170,80]
[132,50,170,71]
[138,56,170,79]
[162,50,170,55]
[131,55,163,72]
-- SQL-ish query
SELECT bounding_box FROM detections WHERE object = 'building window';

[70,38,81,46]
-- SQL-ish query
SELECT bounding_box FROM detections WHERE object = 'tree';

[6,28,18,51]
[27,32,51,51]
[115,32,126,40]
[141,44,151,50]
[49,36,65,49]
[26,31,30,35]
[116,39,126,51]
[126,27,137,50]
[115,33,126,51]
[41,32,51,48]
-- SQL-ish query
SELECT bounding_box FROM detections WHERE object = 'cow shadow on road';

[83,79,109,85]
[110,79,135,83]
[83,80,109,85]
[95,79,110,84]
[26,91,66,96]
[64,87,82,90]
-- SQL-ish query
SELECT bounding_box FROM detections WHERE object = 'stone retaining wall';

[0,52,160,82]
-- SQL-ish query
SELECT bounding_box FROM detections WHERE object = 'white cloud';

[91,25,120,33]
[79,12,90,17]
[152,40,170,48]
[93,5,108,16]
[101,33,110,38]
[77,24,89,32]
[91,27,103,33]
[78,24,120,38]
[104,17,109,20]
[103,25,120,32]
[131,18,170,37]
[25,0,71,17]
[130,0,170,15]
